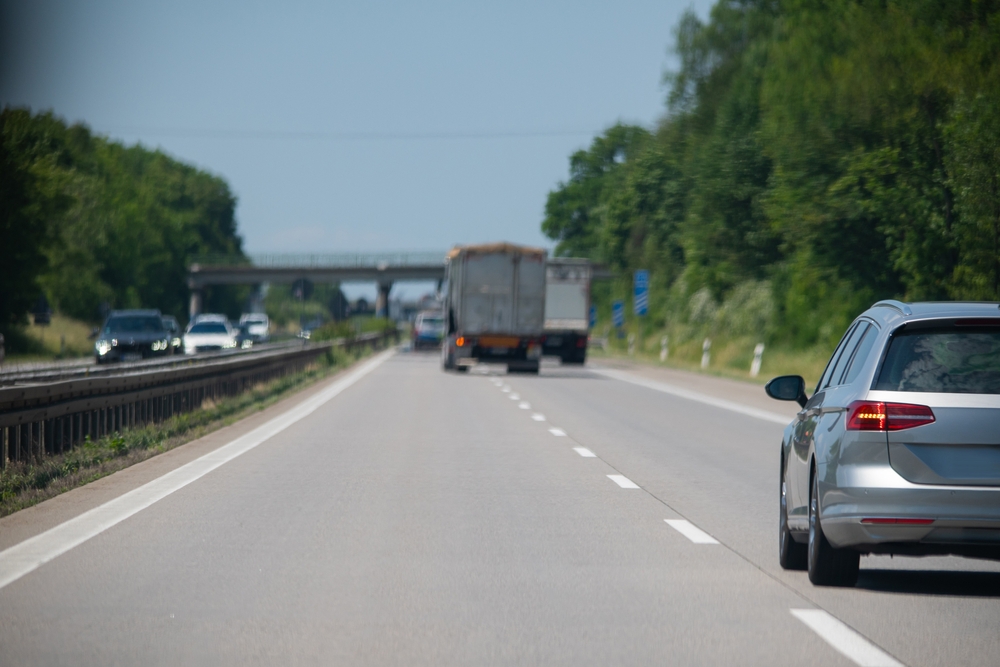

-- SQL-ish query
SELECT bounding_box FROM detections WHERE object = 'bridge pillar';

[375,281,393,319]
[189,290,203,320]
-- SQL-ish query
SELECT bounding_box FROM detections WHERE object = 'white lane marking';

[591,368,790,425]
[573,447,596,458]
[607,474,640,489]
[790,609,903,667]
[0,349,395,592]
[548,428,566,437]
[531,413,546,421]
[664,519,719,544]
[518,402,531,409]
[501,386,511,392]
[509,393,520,400]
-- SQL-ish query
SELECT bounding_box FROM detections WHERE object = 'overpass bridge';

[187,252,612,318]
[187,252,448,318]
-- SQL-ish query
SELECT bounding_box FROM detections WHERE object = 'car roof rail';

[872,299,913,316]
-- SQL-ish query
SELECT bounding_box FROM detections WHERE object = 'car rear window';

[189,322,229,334]
[874,326,1000,393]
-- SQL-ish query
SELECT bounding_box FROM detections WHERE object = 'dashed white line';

[790,609,903,667]
[549,428,566,437]
[664,519,719,544]
[518,402,531,409]
[501,386,511,393]
[509,393,520,400]
[607,474,639,489]
[531,414,546,421]
[573,447,596,458]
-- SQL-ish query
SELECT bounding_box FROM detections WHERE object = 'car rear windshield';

[189,322,228,334]
[104,316,164,334]
[875,326,1000,393]
[420,317,444,326]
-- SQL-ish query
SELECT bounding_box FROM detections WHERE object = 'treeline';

[1,107,245,336]
[543,0,1000,349]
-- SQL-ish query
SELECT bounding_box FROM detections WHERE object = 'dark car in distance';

[95,309,171,363]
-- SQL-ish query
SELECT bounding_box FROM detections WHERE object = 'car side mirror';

[88,327,100,340]
[765,375,808,408]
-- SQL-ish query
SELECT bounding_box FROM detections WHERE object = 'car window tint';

[842,323,879,385]
[817,323,858,391]
[104,316,164,334]
[874,326,1000,393]
[825,323,868,389]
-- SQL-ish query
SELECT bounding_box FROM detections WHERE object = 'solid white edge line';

[573,447,596,458]
[0,348,395,592]
[548,428,566,437]
[790,609,904,667]
[664,519,719,544]
[590,368,790,425]
[607,474,639,489]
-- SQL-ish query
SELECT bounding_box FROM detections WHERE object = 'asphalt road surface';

[1,350,998,666]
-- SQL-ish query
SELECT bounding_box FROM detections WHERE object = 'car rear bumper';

[819,465,1000,554]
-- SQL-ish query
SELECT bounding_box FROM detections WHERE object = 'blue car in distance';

[412,311,445,350]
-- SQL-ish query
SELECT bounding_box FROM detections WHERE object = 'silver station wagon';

[766,301,1000,586]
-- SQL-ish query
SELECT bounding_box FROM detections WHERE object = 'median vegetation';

[0,344,368,517]
[545,1,1000,370]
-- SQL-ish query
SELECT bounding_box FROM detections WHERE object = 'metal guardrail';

[191,252,446,269]
[0,331,397,469]
[0,341,303,387]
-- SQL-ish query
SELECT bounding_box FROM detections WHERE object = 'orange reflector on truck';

[478,336,520,348]
[455,337,465,347]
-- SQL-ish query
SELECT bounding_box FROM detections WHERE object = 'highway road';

[1,350,998,666]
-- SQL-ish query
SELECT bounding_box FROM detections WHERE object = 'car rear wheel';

[808,473,859,586]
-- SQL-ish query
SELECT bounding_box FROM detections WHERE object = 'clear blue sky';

[1,0,712,295]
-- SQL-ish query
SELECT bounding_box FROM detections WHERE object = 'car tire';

[808,473,859,586]
[779,466,807,570]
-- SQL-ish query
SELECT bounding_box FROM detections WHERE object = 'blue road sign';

[633,269,649,316]
[612,300,625,328]
[589,304,597,328]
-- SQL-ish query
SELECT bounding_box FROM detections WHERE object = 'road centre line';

[790,609,904,667]
[509,393,520,400]
[531,413,546,421]
[518,402,531,409]
[664,519,719,544]
[501,386,510,392]
[607,474,640,489]
[0,349,395,592]
[548,428,566,437]
[590,368,789,425]
[573,447,596,458]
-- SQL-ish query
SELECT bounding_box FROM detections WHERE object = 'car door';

[789,323,867,518]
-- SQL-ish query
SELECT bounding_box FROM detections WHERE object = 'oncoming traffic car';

[94,309,171,363]
[766,300,1000,586]
[183,314,237,354]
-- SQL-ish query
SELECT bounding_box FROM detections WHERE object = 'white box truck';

[541,258,591,364]
[441,243,547,373]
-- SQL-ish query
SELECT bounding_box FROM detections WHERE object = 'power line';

[101,126,600,142]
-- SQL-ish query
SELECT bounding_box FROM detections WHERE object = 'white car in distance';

[239,312,270,342]
[183,315,238,354]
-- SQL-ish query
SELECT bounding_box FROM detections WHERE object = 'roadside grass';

[0,344,368,517]
[4,314,95,361]
[590,332,831,389]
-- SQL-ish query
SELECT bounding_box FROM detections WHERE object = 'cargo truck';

[541,258,591,364]
[441,243,547,373]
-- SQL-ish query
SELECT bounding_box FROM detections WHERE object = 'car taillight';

[846,401,935,431]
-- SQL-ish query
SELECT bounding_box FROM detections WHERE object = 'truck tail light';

[846,401,935,431]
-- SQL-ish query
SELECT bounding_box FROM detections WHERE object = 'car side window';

[816,323,858,392]
[824,323,868,389]
[841,323,879,386]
